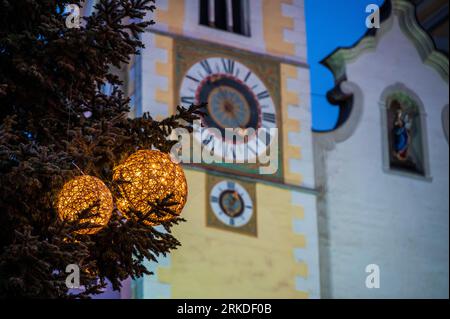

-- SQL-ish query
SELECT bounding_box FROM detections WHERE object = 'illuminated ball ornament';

[113,150,188,226]
[57,175,113,235]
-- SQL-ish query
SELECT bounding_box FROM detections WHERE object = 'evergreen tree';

[0,0,202,298]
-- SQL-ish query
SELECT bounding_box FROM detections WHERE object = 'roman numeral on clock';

[258,131,272,147]
[257,91,270,100]
[186,74,200,83]
[181,96,195,104]
[200,60,213,75]
[211,196,219,203]
[244,71,252,83]
[262,112,276,124]
[203,135,214,146]
[221,58,235,75]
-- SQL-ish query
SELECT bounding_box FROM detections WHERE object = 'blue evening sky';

[305,0,385,131]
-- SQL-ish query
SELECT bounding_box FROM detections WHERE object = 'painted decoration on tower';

[387,93,425,175]
[180,57,277,161]
[175,38,283,182]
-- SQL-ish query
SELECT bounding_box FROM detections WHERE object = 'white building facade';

[315,0,449,298]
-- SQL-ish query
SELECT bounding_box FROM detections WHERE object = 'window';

[200,0,251,36]
[385,93,426,176]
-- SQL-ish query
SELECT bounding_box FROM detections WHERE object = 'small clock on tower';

[210,180,253,228]
[206,176,257,236]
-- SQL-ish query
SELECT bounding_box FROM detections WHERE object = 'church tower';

[125,0,321,299]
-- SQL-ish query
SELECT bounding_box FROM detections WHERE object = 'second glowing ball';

[113,150,188,226]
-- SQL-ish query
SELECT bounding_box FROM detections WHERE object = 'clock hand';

[211,85,239,127]
[209,82,249,131]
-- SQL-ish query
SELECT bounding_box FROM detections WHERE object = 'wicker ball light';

[113,150,188,226]
[57,175,114,235]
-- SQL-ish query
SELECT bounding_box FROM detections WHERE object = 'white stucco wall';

[316,14,449,298]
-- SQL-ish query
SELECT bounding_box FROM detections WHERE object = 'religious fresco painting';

[387,93,425,175]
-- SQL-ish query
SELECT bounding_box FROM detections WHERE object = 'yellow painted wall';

[262,0,296,57]
[143,1,311,298]
[156,169,308,298]
[155,0,185,34]
[281,64,303,185]
[154,35,175,117]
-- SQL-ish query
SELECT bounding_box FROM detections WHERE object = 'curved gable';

[320,0,448,134]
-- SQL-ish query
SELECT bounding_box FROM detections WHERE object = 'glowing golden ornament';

[113,150,188,226]
[57,175,113,235]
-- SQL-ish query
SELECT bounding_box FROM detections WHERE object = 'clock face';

[209,180,253,228]
[179,57,278,161]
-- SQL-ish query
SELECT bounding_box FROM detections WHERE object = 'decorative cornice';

[313,81,364,146]
[322,0,449,84]
[316,1,392,134]
[394,0,449,82]
[146,28,310,69]
[317,0,449,137]
[320,0,393,83]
